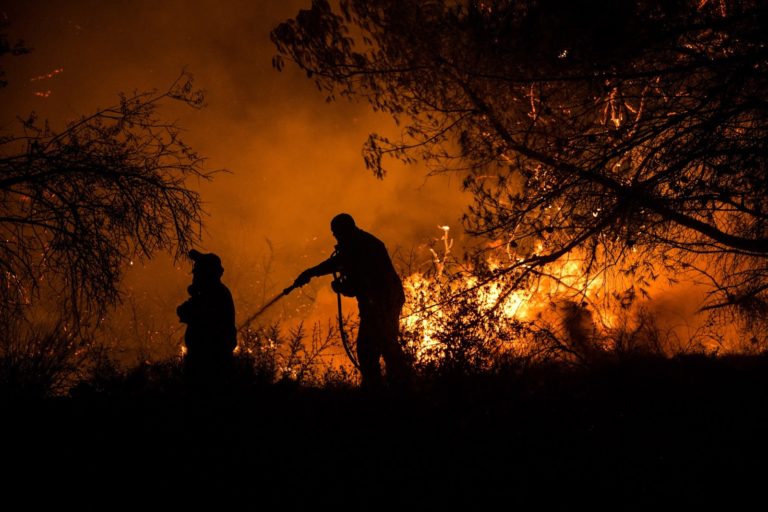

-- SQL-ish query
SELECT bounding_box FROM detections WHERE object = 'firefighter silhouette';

[177,250,237,392]
[291,213,412,390]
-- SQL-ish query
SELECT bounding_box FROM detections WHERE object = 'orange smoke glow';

[1,1,739,370]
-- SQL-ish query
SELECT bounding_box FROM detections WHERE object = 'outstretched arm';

[291,254,339,288]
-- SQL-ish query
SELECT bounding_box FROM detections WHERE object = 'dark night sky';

[1,0,470,360]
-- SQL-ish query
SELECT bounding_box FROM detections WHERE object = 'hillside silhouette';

[5,353,768,509]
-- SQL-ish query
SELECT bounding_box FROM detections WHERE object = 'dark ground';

[5,354,768,510]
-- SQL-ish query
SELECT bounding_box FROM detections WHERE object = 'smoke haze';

[3,1,729,364]
[1,0,469,361]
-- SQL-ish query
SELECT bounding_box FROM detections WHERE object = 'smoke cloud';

[1,0,469,361]
[4,1,729,363]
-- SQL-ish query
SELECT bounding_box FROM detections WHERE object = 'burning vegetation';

[4,3,768,507]
[399,225,726,376]
[3,0,768,396]
[271,0,768,369]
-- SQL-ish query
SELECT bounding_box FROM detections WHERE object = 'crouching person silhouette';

[177,250,237,394]
[290,213,412,392]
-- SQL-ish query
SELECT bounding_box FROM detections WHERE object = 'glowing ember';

[29,68,63,98]
[30,68,64,82]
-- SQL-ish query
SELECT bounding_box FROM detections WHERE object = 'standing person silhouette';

[177,250,237,394]
[291,213,412,391]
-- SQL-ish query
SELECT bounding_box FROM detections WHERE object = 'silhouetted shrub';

[0,317,91,399]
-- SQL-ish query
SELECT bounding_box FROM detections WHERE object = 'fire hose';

[332,271,360,370]
[237,278,360,370]
[236,285,297,332]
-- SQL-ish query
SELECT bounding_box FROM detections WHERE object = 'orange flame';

[401,226,618,363]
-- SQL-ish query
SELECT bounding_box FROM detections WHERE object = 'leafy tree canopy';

[272,0,768,322]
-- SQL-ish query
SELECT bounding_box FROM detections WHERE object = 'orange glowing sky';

[2,1,724,364]
[0,0,470,359]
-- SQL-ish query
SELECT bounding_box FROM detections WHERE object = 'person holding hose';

[291,213,412,391]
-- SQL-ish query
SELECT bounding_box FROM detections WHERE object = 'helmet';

[189,249,224,277]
